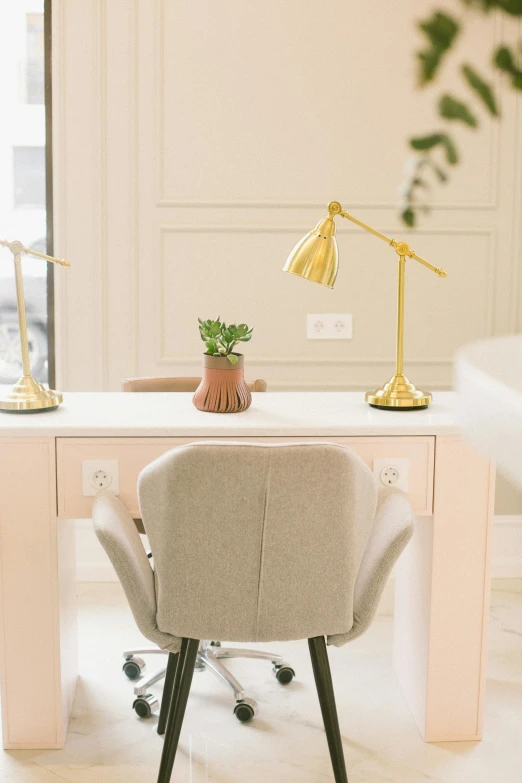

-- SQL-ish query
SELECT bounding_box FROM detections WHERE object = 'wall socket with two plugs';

[307,314,352,340]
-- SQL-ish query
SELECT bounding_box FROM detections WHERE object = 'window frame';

[44,0,55,388]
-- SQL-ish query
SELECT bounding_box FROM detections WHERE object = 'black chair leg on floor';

[157,638,199,783]
[157,652,178,736]
[308,636,349,783]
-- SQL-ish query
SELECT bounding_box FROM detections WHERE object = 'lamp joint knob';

[327,201,343,216]
[393,241,412,257]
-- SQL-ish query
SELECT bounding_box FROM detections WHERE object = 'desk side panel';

[424,437,494,741]
[0,438,76,749]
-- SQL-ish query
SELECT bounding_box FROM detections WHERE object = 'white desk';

[0,392,494,749]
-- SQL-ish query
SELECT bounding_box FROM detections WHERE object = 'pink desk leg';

[0,438,77,749]
[394,437,495,742]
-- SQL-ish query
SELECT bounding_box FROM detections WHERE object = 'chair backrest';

[122,376,267,393]
[137,441,378,643]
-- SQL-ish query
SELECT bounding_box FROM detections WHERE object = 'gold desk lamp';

[283,201,447,410]
[0,239,70,413]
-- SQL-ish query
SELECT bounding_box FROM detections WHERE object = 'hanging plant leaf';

[430,162,448,182]
[462,64,499,115]
[494,45,516,71]
[410,133,459,165]
[439,134,459,164]
[463,0,522,16]
[417,12,460,85]
[439,94,478,127]
[401,208,416,228]
[410,133,444,151]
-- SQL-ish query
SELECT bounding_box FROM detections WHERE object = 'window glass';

[0,2,48,385]
[14,146,46,208]
[26,13,45,105]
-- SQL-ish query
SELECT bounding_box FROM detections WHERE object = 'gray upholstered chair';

[93,441,413,783]
[120,376,274,717]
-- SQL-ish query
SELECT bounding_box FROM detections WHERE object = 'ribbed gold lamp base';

[0,375,63,413]
[365,374,431,411]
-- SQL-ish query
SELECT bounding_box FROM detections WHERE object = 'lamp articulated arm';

[0,238,70,268]
[327,201,447,278]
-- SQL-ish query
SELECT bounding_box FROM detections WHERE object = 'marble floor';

[1,580,521,782]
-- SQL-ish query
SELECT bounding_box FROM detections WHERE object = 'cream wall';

[52,1,522,512]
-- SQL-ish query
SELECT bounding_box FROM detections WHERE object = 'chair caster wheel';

[133,693,159,718]
[234,697,257,723]
[210,641,221,647]
[274,664,295,685]
[123,656,145,680]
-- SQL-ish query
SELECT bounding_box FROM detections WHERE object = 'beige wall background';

[52,0,521,513]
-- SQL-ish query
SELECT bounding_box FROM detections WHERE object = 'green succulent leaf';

[227,354,239,364]
[439,94,478,127]
[462,64,499,115]
[198,316,254,357]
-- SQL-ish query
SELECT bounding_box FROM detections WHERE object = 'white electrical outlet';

[307,314,352,340]
[329,314,352,340]
[82,460,119,496]
[307,314,328,338]
[373,457,409,492]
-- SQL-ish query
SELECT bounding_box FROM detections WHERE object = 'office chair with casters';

[120,376,275,720]
[93,442,413,783]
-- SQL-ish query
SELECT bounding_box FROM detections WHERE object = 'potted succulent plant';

[193,317,254,413]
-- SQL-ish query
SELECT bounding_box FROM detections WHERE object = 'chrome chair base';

[123,641,295,722]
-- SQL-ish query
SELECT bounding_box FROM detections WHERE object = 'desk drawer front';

[57,436,434,518]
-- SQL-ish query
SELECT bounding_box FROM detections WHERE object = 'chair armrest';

[92,491,159,641]
[328,489,414,647]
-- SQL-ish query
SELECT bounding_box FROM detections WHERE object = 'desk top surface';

[0,391,459,437]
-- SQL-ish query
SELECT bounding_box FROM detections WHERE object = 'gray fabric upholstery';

[328,488,414,646]
[92,442,413,652]
[92,492,181,653]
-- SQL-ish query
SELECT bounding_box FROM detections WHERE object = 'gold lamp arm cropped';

[0,238,70,268]
[327,201,447,278]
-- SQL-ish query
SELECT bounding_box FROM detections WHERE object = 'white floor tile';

[1,581,521,782]
[349,756,447,782]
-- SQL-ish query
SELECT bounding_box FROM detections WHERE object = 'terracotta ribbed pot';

[193,354,252,413]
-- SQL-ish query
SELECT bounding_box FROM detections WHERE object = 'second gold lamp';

[283,201,447,410]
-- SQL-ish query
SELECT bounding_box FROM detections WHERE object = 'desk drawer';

[57,436,434,518]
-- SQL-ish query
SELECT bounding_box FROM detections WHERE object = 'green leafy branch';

[198,317,253,364]
[401,3,522,226]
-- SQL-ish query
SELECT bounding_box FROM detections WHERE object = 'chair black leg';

[157,638,199,783]
[308,636,348,783]
[157,652,178,736]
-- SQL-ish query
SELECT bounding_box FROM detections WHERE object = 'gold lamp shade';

[283,217,338,288]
